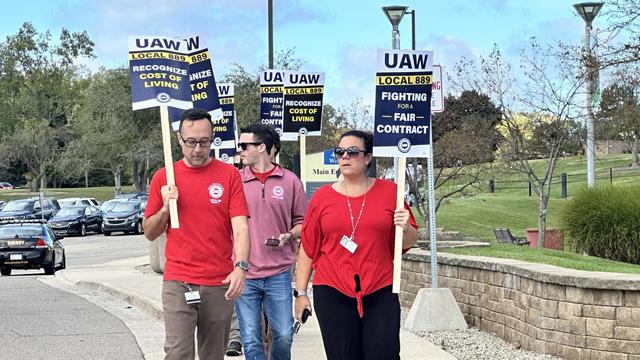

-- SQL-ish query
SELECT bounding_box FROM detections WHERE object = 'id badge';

[185,291,202,304]
[340,235,358,254]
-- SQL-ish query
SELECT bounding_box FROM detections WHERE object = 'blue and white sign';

[282,71,324,138]
[260,70,284,132]
[128,35,193,111]
[167,36,224,130]
[212,83,236,163]
[373,49,433,158]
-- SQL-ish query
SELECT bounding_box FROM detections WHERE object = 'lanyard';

[344,178,368,240]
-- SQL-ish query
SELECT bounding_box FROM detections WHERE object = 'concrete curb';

[75,280,165,321]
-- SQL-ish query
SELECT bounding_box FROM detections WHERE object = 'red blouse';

[301,179,418,317]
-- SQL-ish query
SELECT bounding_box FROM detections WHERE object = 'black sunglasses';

[238,142,263,151]
[334,146,367,158]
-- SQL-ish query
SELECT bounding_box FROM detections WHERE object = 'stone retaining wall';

[401,250,640,360]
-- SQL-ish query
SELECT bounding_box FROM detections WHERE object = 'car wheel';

[0,268,11,276]
[104,231,111,236]
[58,251,66,270]
[80,224,86,237]
[44,254,56,275]
[136,221,144,235]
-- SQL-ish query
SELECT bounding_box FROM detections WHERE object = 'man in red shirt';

[143,108,250,360]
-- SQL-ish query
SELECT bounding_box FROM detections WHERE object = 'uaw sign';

[167,36,224,130]
[373,49,433,158]
[282,71,324,138]
[213,83,236,163]
[128,35,194,110]
[260,70,284,132]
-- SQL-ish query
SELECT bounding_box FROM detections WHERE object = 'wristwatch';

[235,260,250,271]
[293,289,307,298]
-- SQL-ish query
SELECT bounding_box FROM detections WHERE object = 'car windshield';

[111,202,138,212]
[0,225,43,238]
[59,199,78,207]
[2,201,33,212]
[101,200,122,212]
[56,207,84,217]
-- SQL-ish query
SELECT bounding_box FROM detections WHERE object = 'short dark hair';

[340,130,373,154]
[340,130,374,169]
[240,124,280,155]
[179,108,212,133]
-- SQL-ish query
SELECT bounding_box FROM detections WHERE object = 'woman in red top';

[294,130,419,360]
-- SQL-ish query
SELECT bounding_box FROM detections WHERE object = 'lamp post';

[268,0,273,69]
[382,5,408,181]
[382,6,408,50]
[574,2,604,188]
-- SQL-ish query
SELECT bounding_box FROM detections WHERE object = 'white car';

[58,197,100,208]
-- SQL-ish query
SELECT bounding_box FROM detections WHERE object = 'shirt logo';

[208,183,224,204]
[272,185,284,200]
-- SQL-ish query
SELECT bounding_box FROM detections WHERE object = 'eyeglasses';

[180,136,213,148]
[238,142,263,151]
[334,146,367,158]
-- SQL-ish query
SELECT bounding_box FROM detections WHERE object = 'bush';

[560,185,640,264]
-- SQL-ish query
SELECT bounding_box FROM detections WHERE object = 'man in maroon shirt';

[144,108,250,360]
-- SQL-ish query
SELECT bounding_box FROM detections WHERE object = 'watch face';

[236,260,249,271]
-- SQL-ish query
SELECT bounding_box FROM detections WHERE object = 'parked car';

[115,192,148,200]
[58,197,100,208]
[48,205,103,237]
[0,219,65,276]
[101,200,145,236]
[0,182,14,190]
[0,198,59,220]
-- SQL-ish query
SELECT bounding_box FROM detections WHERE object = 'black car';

[115,192,148,200]
[48,205,103,237]
[0,198,59,220]
[0,219,65,276]
[101,200,145,236]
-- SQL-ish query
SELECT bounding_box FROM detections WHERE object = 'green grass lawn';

[0,186,138,203]
[412,154,640,274]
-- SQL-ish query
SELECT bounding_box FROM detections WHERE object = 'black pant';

[313,285,401,360]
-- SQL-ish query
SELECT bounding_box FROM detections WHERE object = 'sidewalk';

[56,256,455,360]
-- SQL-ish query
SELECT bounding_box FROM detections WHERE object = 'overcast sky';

[1,0,608,107]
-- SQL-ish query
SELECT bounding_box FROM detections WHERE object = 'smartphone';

[266,238,280,247]
[301,308,312,323]
[293,321,302,335]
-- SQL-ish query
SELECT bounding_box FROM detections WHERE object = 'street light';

[382,6,408,50]
[573,2,604,188]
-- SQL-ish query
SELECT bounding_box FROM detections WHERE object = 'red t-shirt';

[145,159,249,286]
[250,166,276,183]
[301,179,418,316]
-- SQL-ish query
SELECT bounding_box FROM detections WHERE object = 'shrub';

[560,185,640,264]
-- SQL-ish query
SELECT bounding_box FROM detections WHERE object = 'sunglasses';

[238,142,263,151]
[180,136,212,148]
[334,146,367,158]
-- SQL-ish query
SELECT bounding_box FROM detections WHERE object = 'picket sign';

[159,105,179,228]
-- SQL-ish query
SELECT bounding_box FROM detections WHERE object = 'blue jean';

[236,271,293,360]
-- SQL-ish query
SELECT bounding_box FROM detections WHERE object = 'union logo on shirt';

[272,185,284,200]
[208,183,224,204]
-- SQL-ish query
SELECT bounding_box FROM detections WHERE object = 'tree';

[453,41,585,247]
[0,22,93,190]
[0,120,70,191]
[596,78,640,166]
[67,68,137,195]
[403,91,502,218]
